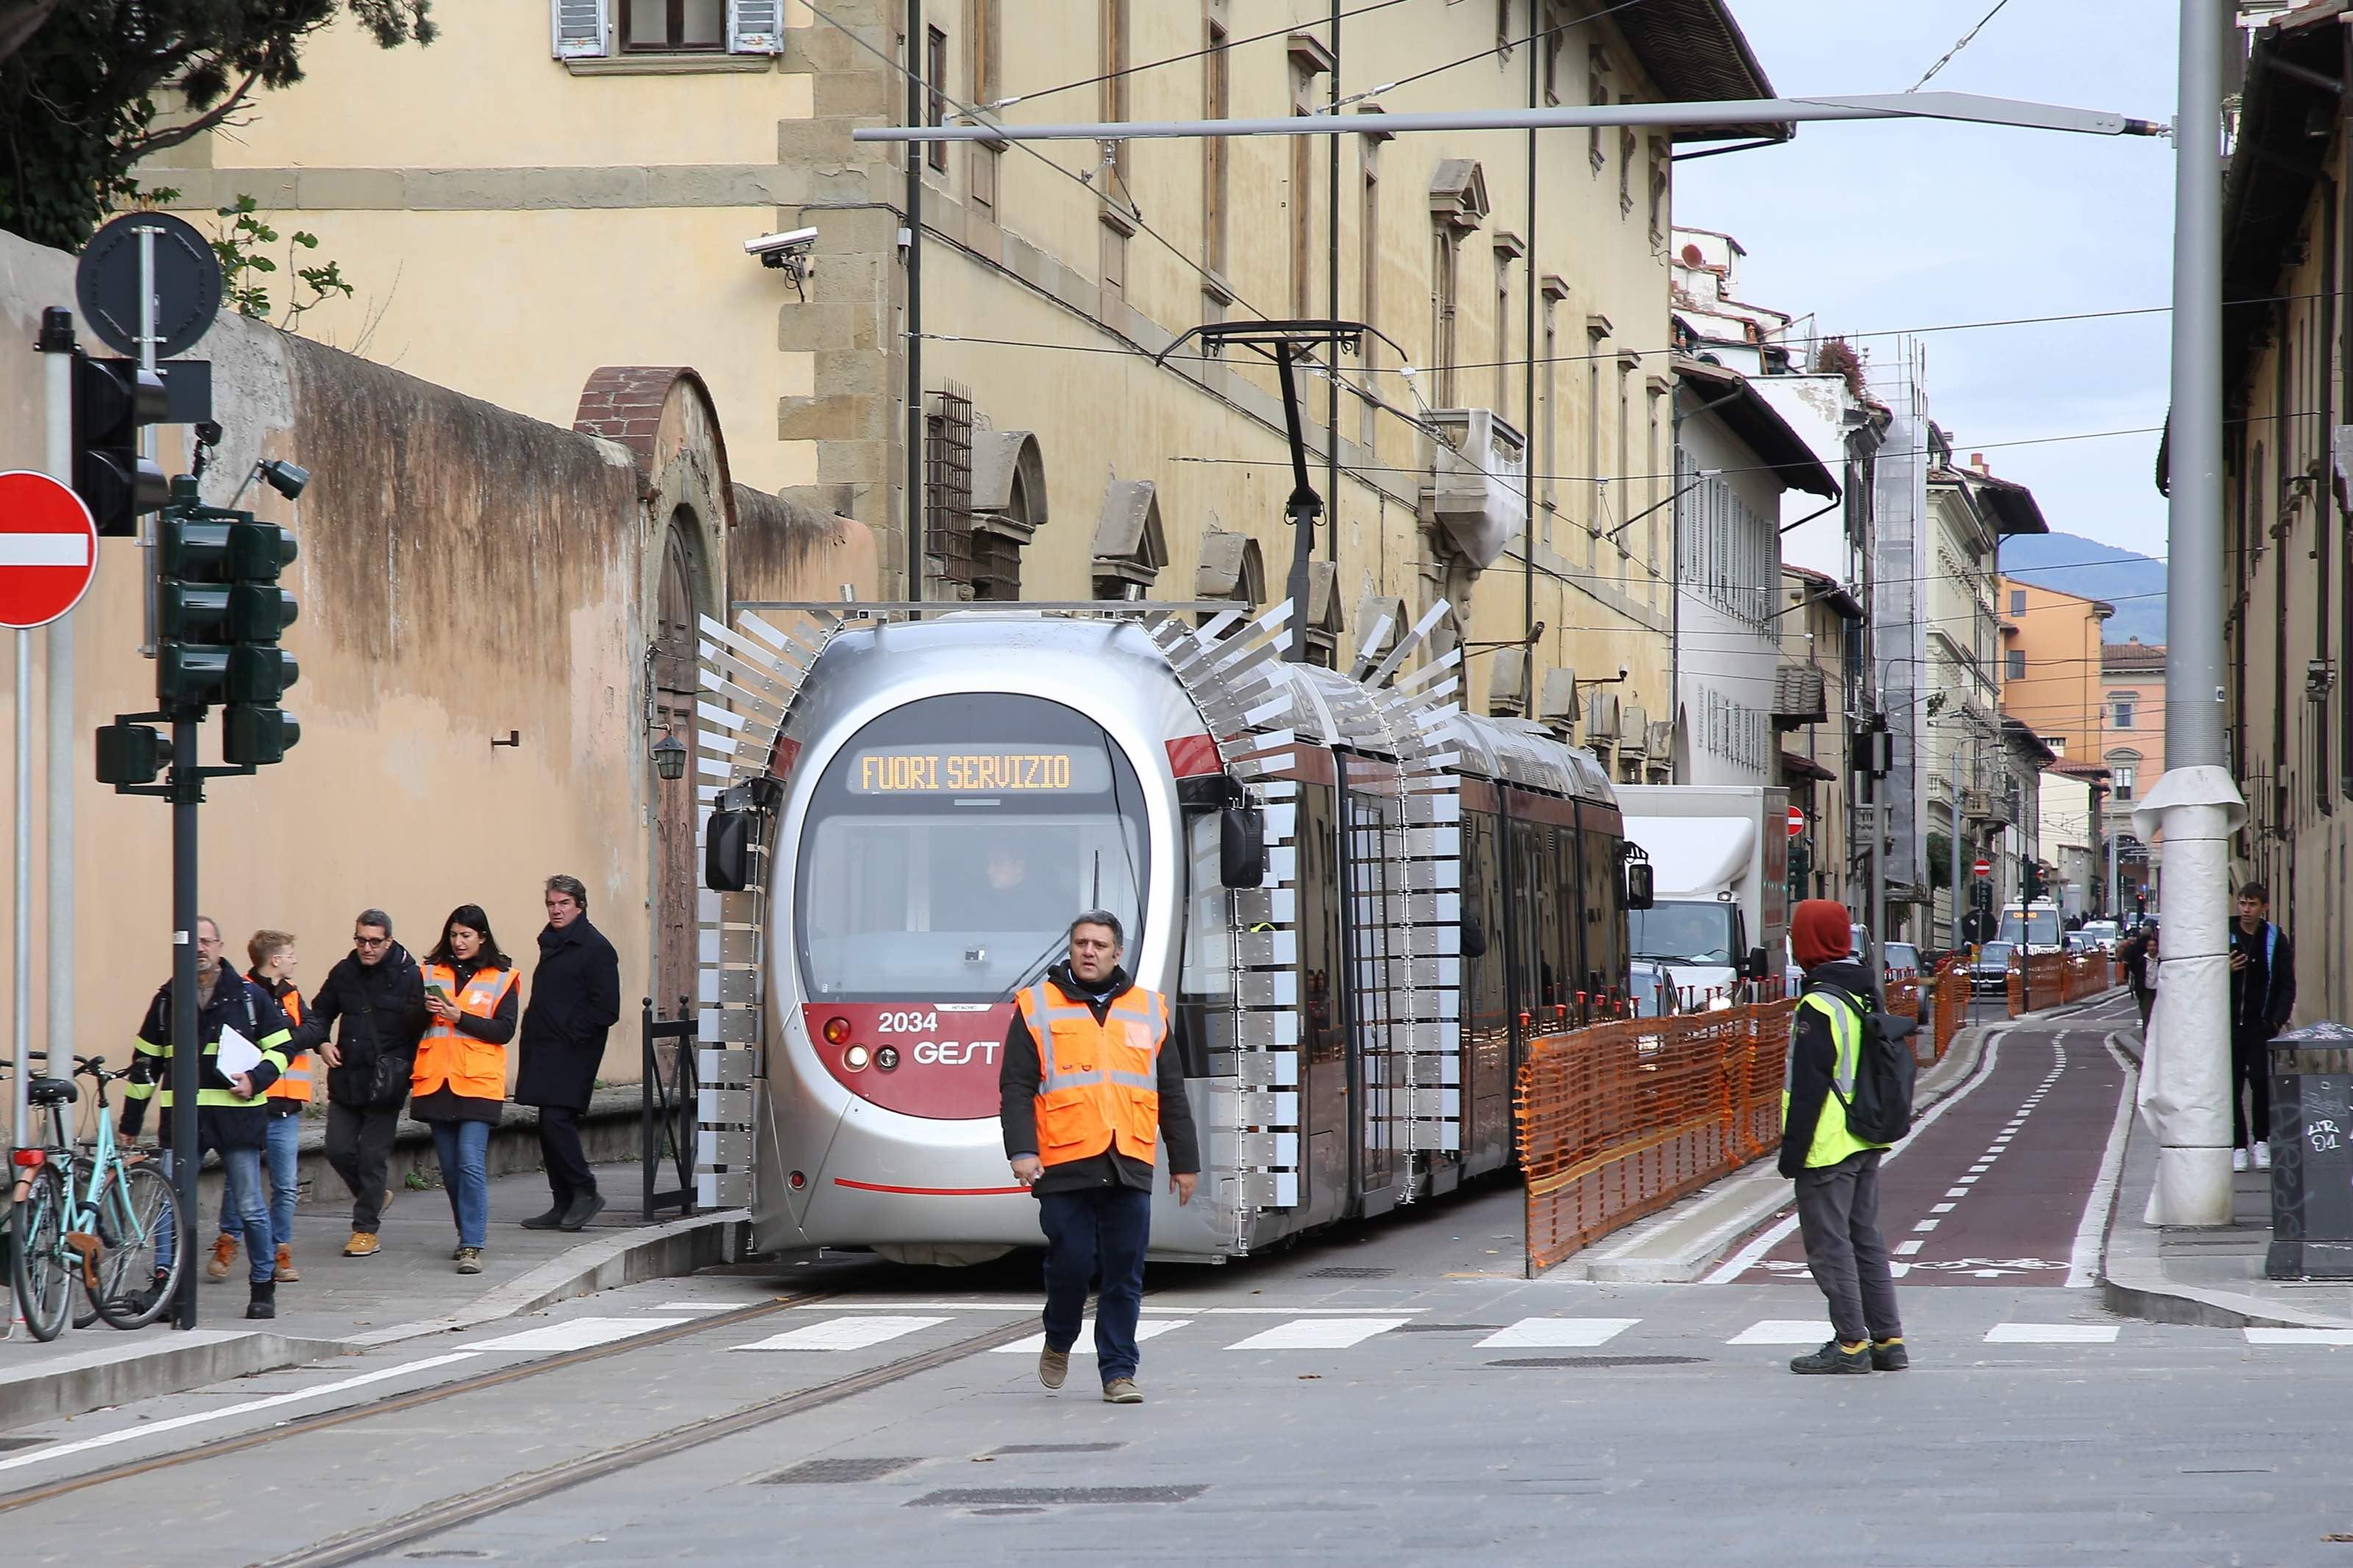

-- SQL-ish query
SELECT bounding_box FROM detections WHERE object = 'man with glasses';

[297,909,429,1257]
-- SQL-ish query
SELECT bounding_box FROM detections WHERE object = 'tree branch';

[0,0,63,68]
[118,65,263,162]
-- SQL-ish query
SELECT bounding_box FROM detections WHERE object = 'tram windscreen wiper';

[1003,932,1067,1001]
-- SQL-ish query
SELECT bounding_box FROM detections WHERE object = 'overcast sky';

[1679,1,2177,559]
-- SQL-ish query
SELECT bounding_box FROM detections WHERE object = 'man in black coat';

[517,873,622,1231]
[298,909,430,1257]
[2228,883,2296,1173]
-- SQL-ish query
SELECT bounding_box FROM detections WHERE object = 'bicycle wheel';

[93,1162,179,1331]
[10,1164,72,1342]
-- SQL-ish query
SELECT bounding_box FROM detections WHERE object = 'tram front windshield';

[1628,901,1736,965]
[794,694,1150,1002]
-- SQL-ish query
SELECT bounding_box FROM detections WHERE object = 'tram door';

[1340,756,1407,1210]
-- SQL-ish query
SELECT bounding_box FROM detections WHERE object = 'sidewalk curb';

[0,1209,749,1431]
[1546,1010,2007,1284]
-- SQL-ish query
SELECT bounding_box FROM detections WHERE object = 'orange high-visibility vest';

[255,978,313,1104]
[1017,979,1168,1168]
[413,962,519,1103]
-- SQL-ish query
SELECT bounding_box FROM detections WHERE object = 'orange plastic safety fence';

[1516,999,1796,1273]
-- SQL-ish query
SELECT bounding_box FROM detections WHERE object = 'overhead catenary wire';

[973,0,1411,112]
[1910,0,2020,93]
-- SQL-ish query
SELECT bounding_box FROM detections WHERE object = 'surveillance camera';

[744,227,818,260]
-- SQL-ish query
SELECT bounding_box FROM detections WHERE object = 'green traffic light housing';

[94,723,171,787]
[223,706,300,766]
[71,355,168,535]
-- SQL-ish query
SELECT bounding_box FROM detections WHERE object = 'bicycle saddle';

[28,1077,77,1106]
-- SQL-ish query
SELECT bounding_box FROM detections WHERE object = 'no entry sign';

[1785,805,1805,837]
[1973,858,1993,878]
[0,470,100,629]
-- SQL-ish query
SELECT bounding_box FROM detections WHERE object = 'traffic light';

[71,354,168,535]
[154,476,300,765]
[94,723,171,787]
[2023,862,2046,903]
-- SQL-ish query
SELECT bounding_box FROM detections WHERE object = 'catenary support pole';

[2140,0,2241,1229]
[904,0,924,609]
[40,309,74,1117]
[1867,756,1885,991]
[1950,744,1964,953]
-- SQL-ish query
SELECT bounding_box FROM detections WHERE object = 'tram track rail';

[0,1290,832,1517]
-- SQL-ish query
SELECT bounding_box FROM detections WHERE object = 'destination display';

[848,745,1112,795]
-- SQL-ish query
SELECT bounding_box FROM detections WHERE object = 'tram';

[696,604,1647,1264]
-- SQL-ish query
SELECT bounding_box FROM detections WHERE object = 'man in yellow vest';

[1777,899,1905,1375]
[1001,909,1199,1405]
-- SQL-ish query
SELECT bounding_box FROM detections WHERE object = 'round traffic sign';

[0,472,99,629]
[75,212,223,360]
[1786,804,1805,837]
[1972,858,1993,878]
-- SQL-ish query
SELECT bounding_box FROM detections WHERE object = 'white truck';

[1617,784,1791,1011]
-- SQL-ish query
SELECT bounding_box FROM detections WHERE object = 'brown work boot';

[1101,1378,1144,1404]
[343,1231,380,1258]
[205,1234,238,1281]
[274,1244,299,1283]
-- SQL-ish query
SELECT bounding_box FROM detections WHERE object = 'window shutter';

[551,0,607,57]
[729,0,782,54]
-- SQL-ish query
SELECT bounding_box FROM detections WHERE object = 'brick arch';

[573,365,735,528]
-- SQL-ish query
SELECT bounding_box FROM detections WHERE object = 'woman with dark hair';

[414,905,521,1273]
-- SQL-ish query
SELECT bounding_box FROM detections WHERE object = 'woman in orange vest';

[415,905,521,1274]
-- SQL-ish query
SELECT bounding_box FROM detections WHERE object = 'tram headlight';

[843,1044,871,1070]
[823,1016,851,1045]
[874,1045,900,1072]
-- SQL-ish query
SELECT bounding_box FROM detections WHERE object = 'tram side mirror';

[1746,946,1770,981]
[1624,862,1654,910]
[1220,806,1265,889]
[1461,917,1489,959]
[706,809,756,893]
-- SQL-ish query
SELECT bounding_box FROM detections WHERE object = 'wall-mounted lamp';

[652,731,688,782]
[491,731,521,749]
[2307,658,2335,703]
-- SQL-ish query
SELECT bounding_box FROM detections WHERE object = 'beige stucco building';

[137,0,1782,729]
[1998,578,2113,766]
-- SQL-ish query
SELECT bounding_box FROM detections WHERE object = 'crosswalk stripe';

[1985,1323,2119,1344]
[1227,1317,1409,1350]
[1728,1320,1832,1345]
[470,1318,681,1353]
[2243,1328,2353,1345]
[733,1314,949,1352]
[992,1320,1192,1353]
[1477,1317,1638,1348]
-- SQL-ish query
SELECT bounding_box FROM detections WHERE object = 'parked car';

[2065,930,2100,956]
[1968,941,2018,996]
[2078,920,2120,953]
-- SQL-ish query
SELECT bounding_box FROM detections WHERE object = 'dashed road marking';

[1476,1317,1640,1349]
[1227,1317,1410,1350]
[994,1320,1190,1354]
[733,1315,949,1352]
[2244,1328,2353,1346]
[1728,1320,1834,1345]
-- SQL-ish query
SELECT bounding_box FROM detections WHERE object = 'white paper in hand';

[215,1023,263,1079]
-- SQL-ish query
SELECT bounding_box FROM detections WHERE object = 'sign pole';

[40,309,76,1147]
[10,622,26,1153]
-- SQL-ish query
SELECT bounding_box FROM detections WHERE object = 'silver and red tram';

[696,606,1639,1264]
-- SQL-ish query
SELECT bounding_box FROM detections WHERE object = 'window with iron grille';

[924,384,974,590]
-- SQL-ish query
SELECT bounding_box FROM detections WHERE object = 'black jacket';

[1777,958,1877,1179]
[297,942,430,1107]
[121,960,293,1149]
[515,917,621,1111]
[2229,920,2296,1038]
[999,962,1202,1196]
[2121,933,2153,992]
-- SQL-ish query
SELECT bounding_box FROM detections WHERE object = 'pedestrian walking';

[299,909,429,1258]
[2228,883,2296,1173]
[2121,922,2157,1032]
[119,916,297,1320]
[415,906,521,1275]
[515,876,621,1232]
[999,910,1199,1405]
[206,930,311,1284]
[1778,898,1905,1376]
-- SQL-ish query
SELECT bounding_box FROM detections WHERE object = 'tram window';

[793,695,1151,1002]
[1176,813,1233,1078]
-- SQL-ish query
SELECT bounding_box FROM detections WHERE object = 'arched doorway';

[652,512,703,1022]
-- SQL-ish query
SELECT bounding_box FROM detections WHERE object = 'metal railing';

[640,996,697,1223]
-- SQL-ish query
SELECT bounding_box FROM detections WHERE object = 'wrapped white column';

[2132,766,2244,1226]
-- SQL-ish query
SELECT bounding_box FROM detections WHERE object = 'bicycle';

[10,1055,183,1339]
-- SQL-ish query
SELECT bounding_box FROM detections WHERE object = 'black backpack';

[1812,983,1919,1145]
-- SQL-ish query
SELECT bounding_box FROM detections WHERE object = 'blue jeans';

[218,1113,299,1251]
[431,1120,492,1249]
[159,1144,274,1284]
[1038,1185,1153,1384]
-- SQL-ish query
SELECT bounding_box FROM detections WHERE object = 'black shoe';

[129,1266,174,1320]
[520,1205,568,1231]
[1789,1339,1871,1375]
[1870,1338,1910,1372]
[557,1192,607,1232]
[245,1281,276,1321]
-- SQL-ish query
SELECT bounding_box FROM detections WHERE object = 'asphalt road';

[8,998,2338,1568]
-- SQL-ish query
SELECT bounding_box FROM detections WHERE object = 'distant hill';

[2000,532,2166,647]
